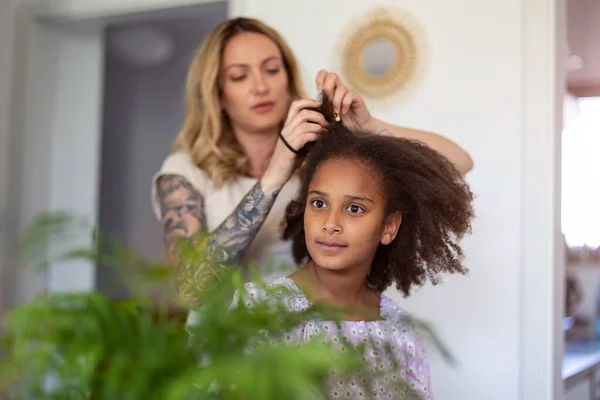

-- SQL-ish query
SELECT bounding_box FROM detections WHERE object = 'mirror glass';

[361,38,397,77]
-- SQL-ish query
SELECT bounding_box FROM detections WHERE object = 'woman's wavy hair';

[172,17,306,187]
[282,97,475,295]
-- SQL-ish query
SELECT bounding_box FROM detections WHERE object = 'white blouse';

[151,151,301,283]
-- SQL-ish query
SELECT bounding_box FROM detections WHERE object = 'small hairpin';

[316,90,323,102]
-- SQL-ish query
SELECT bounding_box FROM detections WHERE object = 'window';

[562,97,600,257]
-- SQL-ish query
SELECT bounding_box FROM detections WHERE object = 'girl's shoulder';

[379,295,408,322]
[380,295,424,336]
[231,277,310,313]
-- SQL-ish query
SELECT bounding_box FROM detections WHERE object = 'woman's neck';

[233,126,279,178]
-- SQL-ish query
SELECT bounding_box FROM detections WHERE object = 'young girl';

[232,97,474,399]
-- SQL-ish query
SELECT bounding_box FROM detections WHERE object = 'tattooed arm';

[314,69,473,175]
[157,174,280,306]
[365,117,473,175]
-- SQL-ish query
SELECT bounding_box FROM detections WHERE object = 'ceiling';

[567,0,600,95]
[106,0,597,92]
[106,1,226,68]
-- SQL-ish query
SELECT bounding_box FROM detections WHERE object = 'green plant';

[0,211,453,399]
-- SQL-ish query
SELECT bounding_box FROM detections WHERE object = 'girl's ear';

[380,212,402,245]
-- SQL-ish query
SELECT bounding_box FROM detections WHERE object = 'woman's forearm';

[366,118,474,175]
[158,175,280,306]
[206,180,280,264]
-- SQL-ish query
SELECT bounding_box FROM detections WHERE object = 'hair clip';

[316,90,323,102]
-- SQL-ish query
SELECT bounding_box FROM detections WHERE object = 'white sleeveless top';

[151,151,301,283]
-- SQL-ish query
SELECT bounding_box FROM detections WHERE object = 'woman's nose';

[251,72,268,94]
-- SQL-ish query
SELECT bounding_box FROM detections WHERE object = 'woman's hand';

[316,69,375,132]
[262,98,328,192]
[316,70,474,175]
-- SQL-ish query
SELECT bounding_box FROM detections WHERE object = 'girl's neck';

[232,125,279,178]
[293,262,380,321]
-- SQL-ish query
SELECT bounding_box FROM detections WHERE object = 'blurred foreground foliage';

[0,211,453,399]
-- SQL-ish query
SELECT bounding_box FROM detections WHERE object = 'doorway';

[8,0,231,298]
[97,3,227,299]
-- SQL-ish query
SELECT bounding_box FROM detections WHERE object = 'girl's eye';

[231,75,246,82]
[346,204,364,214]
[311,199,327,209]
[266,68,280,75]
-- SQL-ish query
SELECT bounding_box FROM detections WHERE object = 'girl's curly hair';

[282,96,475,296]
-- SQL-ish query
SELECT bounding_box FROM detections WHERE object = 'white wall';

[232,1,563,399]
[97,5,227,298]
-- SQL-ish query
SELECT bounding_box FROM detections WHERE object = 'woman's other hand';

[315,69,374,132]
[262,98,328,192]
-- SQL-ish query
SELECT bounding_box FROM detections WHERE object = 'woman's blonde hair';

[172,17,306,188]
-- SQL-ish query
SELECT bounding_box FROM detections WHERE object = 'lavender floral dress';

[233,277,433,400]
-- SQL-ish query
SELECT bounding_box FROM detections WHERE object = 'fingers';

[340,91,356,116]
[322,72,338,103]
[332,84,347,116]
[295,109,328,128]
[285,120,326,138]
[285,106,328,132]
[280,123,322,155]
[316,69,339,101]
[315,69,328,91]
[315,69,355,116]
[283,113,327,143]
[285,98,322,124]
[280,102,328,155]
[289,131,320,152]
[297,122,325,136]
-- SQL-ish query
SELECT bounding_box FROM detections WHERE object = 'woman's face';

[220,32,291,135]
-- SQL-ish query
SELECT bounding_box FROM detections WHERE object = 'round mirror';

[337,7,426,102]
[361,39,397,77]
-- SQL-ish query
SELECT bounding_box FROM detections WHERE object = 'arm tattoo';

[157,175,279,306]
[158,175,207,240]
[209,182,280,264]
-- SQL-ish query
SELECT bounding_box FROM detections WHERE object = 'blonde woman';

[152,17,473,307]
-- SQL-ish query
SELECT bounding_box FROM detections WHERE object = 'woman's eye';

[266,68,280,75]
[231,75,246,82]
[346,205,364,214]
[311,199,326,209]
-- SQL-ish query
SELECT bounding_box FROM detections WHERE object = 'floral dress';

[233,277,433,399]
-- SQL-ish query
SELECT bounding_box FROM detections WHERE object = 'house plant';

[0,211,452,399]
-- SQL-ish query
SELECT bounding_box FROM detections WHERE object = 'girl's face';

[219,32,290,135]
[303,158,401,273]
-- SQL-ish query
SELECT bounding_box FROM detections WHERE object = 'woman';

[151,17,473,307]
